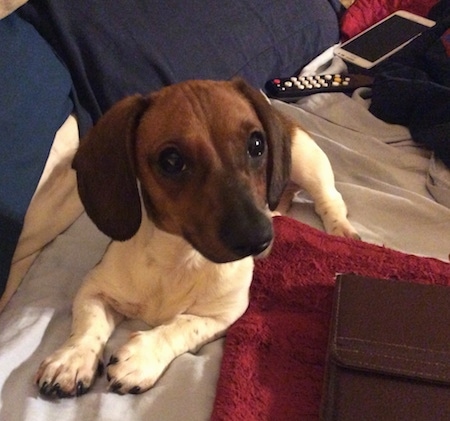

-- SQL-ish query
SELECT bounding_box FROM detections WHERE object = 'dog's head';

[73,79,292,263]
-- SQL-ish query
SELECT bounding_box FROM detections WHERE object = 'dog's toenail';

[51,383,60,395]
[108,356,119,366]
[53,384,70,399]
[76,381,88,396]
[97,361,105,376]
[110,382,123,393]
[40,381,50,396]
[129,386,141,394]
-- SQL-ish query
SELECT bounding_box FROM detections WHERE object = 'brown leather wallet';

[320,274,450,421]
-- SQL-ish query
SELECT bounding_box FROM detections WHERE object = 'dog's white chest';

[92,235,254,327]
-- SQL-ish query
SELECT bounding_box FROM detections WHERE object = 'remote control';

[265,74,374,101]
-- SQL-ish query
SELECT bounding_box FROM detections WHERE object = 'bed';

[1,0,449,420]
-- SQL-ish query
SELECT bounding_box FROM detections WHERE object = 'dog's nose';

[219,184,274,259]
[231,237,272,258]
[220,214,273,259]
[252,239,273,255]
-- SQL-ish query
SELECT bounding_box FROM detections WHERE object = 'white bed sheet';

[1,88,449,421]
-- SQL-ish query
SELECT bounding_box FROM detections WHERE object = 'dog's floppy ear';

[232,78,292,210]
[72,94,150,241]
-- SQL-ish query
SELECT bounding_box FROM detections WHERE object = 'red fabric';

[443,28,450,56]
[211,216,450,421]
[340,0,441,40]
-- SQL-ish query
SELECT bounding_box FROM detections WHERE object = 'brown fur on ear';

[72,95,150,241]
[232,78,292,210]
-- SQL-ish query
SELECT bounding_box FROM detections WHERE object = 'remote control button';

[265,73,374,101]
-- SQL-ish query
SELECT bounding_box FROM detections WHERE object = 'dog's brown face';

[73,79,291,263]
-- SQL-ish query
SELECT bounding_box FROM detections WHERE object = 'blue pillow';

[19,0,341,126]
[0,14,73,296]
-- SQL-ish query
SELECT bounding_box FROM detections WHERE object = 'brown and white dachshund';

[35,78,358,398]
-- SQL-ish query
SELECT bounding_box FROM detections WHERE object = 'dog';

[35,78,358,398]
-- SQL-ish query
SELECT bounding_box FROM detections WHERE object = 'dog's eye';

[247,132,265,158]
[158,147,187,175]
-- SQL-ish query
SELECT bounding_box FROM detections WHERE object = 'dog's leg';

[106,314,229,394]
[36,283,123,398]
[272,181,299,216]
[290,128,360,239]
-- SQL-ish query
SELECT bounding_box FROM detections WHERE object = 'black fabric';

[369,1,450,167]
[19,0,341,132]
[0,13,73,296]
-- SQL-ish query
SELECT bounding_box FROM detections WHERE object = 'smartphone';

[334,10,435,69]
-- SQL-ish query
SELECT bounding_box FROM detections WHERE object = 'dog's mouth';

[253,240,273,260]
[190,238,273,264]
[183,215,274,264]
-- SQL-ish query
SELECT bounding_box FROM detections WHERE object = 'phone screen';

[342,15,429,62]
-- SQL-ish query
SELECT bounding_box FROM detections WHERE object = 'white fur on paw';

[106,331,172,395]
[36,345,103,398]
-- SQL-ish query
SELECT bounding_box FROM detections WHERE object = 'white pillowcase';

[0,114,84,312]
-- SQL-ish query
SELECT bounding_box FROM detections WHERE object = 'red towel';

[211,216,450,421]
[340,0,440,40]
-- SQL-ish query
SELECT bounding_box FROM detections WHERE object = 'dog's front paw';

[328,219,361,240]
[106,331,172,395]
[36,344,103,398]
[317,202,361,240]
